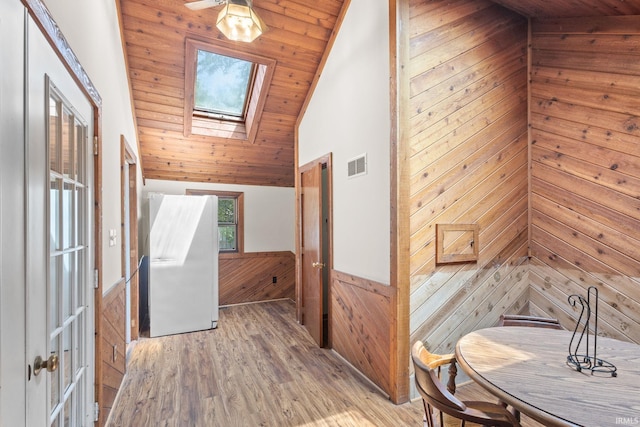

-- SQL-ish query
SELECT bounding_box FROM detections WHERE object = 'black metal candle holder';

[566,286,617,377]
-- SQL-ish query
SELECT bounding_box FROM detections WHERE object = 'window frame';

[186,189,244,257]
[184,38,276,142]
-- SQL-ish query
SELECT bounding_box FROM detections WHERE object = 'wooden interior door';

[301,162,323,347]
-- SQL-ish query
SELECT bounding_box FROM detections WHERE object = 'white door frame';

[0,1,28,424]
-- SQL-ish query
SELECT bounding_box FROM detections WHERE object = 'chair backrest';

[411,341,465,413]
[498,314,562,329]
[412,341,520,427]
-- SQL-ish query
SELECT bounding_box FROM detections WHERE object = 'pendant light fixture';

[216,0,267,43]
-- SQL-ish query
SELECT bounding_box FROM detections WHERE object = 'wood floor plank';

[107,300,539,426]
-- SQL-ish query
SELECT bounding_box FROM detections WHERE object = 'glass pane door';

[47,85,89,427]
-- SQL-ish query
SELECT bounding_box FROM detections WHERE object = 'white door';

[25,16,95,426]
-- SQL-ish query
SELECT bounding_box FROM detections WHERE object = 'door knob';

[33,354,59,376]
[312,262,325,268]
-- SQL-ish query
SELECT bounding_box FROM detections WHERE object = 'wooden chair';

[498,314,562,329]
[412,341,520,427]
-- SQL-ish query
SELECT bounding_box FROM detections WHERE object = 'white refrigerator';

[148,194,219,337]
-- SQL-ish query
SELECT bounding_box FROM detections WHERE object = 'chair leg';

[422,400,432,427]
[499,399,521,422]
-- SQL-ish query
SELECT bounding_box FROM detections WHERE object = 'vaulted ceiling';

[118,0,347,187]
[118,0,640,188]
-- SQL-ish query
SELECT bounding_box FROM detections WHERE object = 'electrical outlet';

[272,276,277,283]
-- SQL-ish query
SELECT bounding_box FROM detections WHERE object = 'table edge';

[454,338,579,427]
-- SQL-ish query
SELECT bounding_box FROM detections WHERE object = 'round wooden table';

[455,327,640,427]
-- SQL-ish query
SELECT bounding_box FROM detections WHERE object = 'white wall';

[142,180,295,253]
[43,0,139,293]
[298,0,391,284]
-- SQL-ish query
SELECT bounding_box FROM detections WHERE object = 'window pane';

[51,177,61,250]
[62,252,73,319]
[75,119,84,182]
[194,50,252,118]
[50,256,59,329]
[63,323,72,392]
[50,335,60,412]
[218,198,236,224]
[62,108,73,178]
[218,225,236,251]
[62,182,73,249]
[49,97,60,173]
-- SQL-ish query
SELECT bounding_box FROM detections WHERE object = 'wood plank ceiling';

[118,0,346,187]
[118,0,640,188]
[489,0,640,17]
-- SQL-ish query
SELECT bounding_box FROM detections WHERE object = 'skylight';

[183,38,276,141]
[194,50,254,121]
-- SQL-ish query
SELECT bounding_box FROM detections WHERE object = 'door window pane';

[49,97,60,173]
[63,324,72,392]
[50,178,61,250]
[75,311,84,375]
[50,256,59,329]
[62,107,73,178]
[75,376,83,426]
[76,186,85,247]
[50,336,60,412]
[73,119,83,181]
[62,252,73,318]
[62,182,73,249]
[63,394,71,427]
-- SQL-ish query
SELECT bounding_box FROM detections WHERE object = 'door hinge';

[94,269,99,289]
[93,136,98,156]
[94,401,99,422]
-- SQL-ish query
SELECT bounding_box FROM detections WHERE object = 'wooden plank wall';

[101,279,127,424]
[529,16,640,343]
[408,0,529,354]
[330,270,396,396]
[219,251,295,305]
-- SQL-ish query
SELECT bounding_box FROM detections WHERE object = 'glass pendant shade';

[216,0,267,43]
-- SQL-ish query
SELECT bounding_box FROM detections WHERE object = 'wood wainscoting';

[407,0,529,356]
[101,278,127,422]
[529,16,640,343]
[219,251,295,306]
[331,270,396,397]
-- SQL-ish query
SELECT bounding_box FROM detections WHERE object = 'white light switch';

[109,229,117,247]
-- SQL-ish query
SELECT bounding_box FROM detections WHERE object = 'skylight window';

[183,38,276,142]
[194,50,255,121]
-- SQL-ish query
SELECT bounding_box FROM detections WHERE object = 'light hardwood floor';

[107,300,541,426]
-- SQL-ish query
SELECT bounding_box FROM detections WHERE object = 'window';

[194,50,255,122]
[186,189,244,254]
[184,39,276,142]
